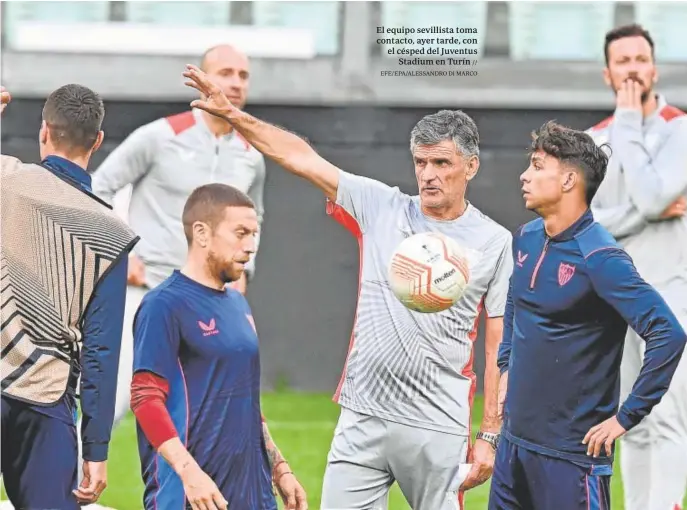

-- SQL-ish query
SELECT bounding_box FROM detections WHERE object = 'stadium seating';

[379,2,488,58]
[124,1,231,26]
[508,2,616,61]
[2,1,110,44]
[634,2,687,62]
[251,1,342,55]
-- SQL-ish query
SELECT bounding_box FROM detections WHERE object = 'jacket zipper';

[529,238,550,289]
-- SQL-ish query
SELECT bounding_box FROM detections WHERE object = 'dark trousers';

[1,396,79,510]
[489,435,612,510]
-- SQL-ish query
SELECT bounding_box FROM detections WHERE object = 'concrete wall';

[0,99,667,393]
[4,2,687,109]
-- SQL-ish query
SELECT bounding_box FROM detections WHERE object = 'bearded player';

[586,24,687,510]
[183,65,513,509]
[130,184,306,510]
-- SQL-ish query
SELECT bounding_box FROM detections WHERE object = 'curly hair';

[530,121,611,205]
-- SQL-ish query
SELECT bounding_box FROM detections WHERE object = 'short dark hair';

[604,24,655,66]
[182,184,255,244]
[42,84,104,154]
[529,121,610,205]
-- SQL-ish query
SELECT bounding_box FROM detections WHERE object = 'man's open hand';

[183,64,236,120]
[459,439,495,491]
[583,416,627,458]
[660,196,686,219]
[1,86,11,114]
[73,460,107,505]
[179,463,228,510]
[275,470,308,510]
[616,78,643,111]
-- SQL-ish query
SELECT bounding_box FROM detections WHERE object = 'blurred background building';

[2,1,687,393]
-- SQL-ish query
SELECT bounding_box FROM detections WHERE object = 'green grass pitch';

[3,392,686,509]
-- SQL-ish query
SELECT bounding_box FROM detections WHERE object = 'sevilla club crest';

[558,263,576,286]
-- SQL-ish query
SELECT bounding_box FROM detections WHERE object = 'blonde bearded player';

[182,65,514,509]
[88,45,266,453]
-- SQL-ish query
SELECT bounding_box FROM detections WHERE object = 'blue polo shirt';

[133,270,276,510]
[498,210,686,465]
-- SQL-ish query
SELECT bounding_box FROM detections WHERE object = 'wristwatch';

[476,431,500,450]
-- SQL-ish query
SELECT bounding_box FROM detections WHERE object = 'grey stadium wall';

[0,99,666,393]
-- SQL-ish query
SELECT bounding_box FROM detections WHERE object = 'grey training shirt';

[92,108,266,288]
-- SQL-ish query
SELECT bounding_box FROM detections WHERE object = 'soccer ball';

[388,232,470,313]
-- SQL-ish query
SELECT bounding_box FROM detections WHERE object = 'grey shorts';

[321,407,471,510]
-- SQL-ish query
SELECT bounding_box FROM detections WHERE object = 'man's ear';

[193,221,210,248]
[91,131,104,154]
[562,171,578,193]
[602,67,612,88]
[39,120,49,146]
[466,155,480,181]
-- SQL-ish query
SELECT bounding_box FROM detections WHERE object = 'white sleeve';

[244,155,266,280]
[91,119,167,206]
[483,231,514,318]
[331,170,398,233]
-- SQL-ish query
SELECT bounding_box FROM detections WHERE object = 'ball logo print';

[388,232,470,313]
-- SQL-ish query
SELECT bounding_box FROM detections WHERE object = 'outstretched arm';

[183,65,339,201]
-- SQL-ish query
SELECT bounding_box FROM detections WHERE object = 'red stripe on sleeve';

[130,371,178,449]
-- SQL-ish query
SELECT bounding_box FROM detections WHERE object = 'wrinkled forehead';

[412,140,458,159]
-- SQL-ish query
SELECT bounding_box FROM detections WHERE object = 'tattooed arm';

[261,417,308,510]
[262,419,289,475]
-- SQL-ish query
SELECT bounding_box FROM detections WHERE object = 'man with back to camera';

[182,64,514,510]
[586,23,687,510]
[489,121,687,510]
[129,183,306,510]
[89,44,267,438]
[0,85,139,508]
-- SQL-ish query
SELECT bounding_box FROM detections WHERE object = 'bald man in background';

[90,45,266,432]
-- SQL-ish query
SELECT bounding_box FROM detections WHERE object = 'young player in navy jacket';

[489,121,687,510]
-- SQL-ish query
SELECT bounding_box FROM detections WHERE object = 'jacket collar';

[41,155,92,194]
[646,94,668,123]
[548,209,594,242]
[193,107,237,141]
